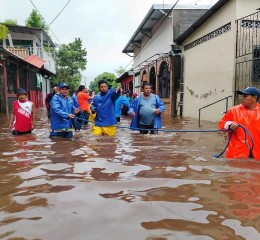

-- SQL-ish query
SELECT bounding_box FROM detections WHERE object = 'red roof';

[24,54,45,68]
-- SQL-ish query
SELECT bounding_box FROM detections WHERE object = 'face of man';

[17,93,27,102]
[59,87,69,97]
[99,83,108,94]
[240,94,257,109]
[143,85,151,97]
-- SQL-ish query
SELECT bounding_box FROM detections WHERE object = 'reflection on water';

[0,110,260,240]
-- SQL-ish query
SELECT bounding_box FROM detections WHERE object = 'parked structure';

[116,71,134,93]
[123,4,208,117]
[0,24,56,113]
[174,0,260,122]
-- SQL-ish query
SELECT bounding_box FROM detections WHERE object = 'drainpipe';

[179,54,184,117]
[170,44,184,117]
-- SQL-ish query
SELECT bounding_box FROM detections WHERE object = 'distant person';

[115,87,130,122]
[71,90,79,108]
[77,85,95,125]
[90,80,120,136]
[218,87,260,160]
[131,92,138,102]
[49,83,80,138]
[45,85,59,118]
[121,90,131,115]
[9,88,36,135]
[128,82,165,134]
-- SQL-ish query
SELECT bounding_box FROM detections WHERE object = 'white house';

[174,0,260,123]
[123,4,209,117]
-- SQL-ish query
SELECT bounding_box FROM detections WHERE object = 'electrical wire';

[122,0,180,72]
[48,0,71,27]
[28,0,62,44]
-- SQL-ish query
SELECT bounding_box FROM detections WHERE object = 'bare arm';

[9,110,15,129]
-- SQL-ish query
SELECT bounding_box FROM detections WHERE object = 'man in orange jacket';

[218,87,260,160]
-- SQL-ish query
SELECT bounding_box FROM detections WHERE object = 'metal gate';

[235,11,260,103]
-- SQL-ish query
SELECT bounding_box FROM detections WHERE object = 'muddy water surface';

[0,109,260,240]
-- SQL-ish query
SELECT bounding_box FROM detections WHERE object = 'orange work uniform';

[77,91,91,112]
[218,103,260,160]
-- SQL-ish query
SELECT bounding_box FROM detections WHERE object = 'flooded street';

[0,109,260,240]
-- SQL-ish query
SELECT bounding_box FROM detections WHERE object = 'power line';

[48,0,71,27]
[123,0,180,72]
[28,0,62,44]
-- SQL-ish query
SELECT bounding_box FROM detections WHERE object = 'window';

[252,46,260,82]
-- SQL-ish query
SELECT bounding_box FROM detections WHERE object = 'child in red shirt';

[9,88,36,135]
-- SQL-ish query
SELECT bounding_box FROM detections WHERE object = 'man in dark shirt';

[45,85,59,118]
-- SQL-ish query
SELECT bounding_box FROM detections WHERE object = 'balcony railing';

[3,46,56,74]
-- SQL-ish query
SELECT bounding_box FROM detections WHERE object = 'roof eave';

[174,0,229,45]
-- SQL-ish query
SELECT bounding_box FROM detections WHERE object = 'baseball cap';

[58,83,69,89]
[236,87,260,98]
[16,88,27,95]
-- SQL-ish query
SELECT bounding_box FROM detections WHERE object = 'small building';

[0,24,56,113]
[122,4,208,117]
[174,0,260,123]
[116,71,134,93]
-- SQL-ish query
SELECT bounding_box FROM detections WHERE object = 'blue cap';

[237,87,260,98]
[16,88,27,95]
[58,83,69,89]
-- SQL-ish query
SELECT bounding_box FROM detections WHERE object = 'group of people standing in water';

[8,81,260,160]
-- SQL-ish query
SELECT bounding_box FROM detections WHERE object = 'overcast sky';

[1,0,218,85]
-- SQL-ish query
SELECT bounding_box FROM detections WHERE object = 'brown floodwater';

[0,109,260,240]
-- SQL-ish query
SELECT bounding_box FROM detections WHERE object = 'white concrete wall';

[181,0,237,122]
[133,17,172,69]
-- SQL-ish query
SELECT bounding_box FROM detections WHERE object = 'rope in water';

[73,116,255,158]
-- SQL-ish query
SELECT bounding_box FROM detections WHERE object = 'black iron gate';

[235,11,260,103]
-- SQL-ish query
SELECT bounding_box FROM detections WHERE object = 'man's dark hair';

[78,85,85,91]
[142,81,150,88]
[98,79,108,87]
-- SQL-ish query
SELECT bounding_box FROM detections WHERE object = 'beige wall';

[181,0,237,122]
[236,0,260,19]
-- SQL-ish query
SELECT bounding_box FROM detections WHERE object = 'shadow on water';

[0,109,260,240]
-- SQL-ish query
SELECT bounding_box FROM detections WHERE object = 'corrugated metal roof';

[3,24,56,47]
[24,54,45,68]
[122,4,174,54]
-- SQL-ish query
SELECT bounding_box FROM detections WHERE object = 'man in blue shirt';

[49,83,80,138]
[128,82,165,134]
[90,80,120,136]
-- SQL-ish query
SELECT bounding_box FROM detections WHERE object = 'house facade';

[116,71,134,93]
[0,24,56,113]
[123,4,208,117]
[174,0,260,123]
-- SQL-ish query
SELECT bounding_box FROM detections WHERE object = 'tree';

[3,19,17,25]
[89,72,118,93]
[115,66,125,77]
[54,38,87,90]
[25,9,48,32]
[0,24,8,40]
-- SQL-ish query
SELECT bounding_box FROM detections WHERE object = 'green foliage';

[54,38,87,90]
[25,9,48,32]
[3,19,17,25]
[115,66,125,77]
[0,24,9,39]
[89,72,119,93]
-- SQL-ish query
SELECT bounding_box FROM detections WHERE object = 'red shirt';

[13,100,33,132]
